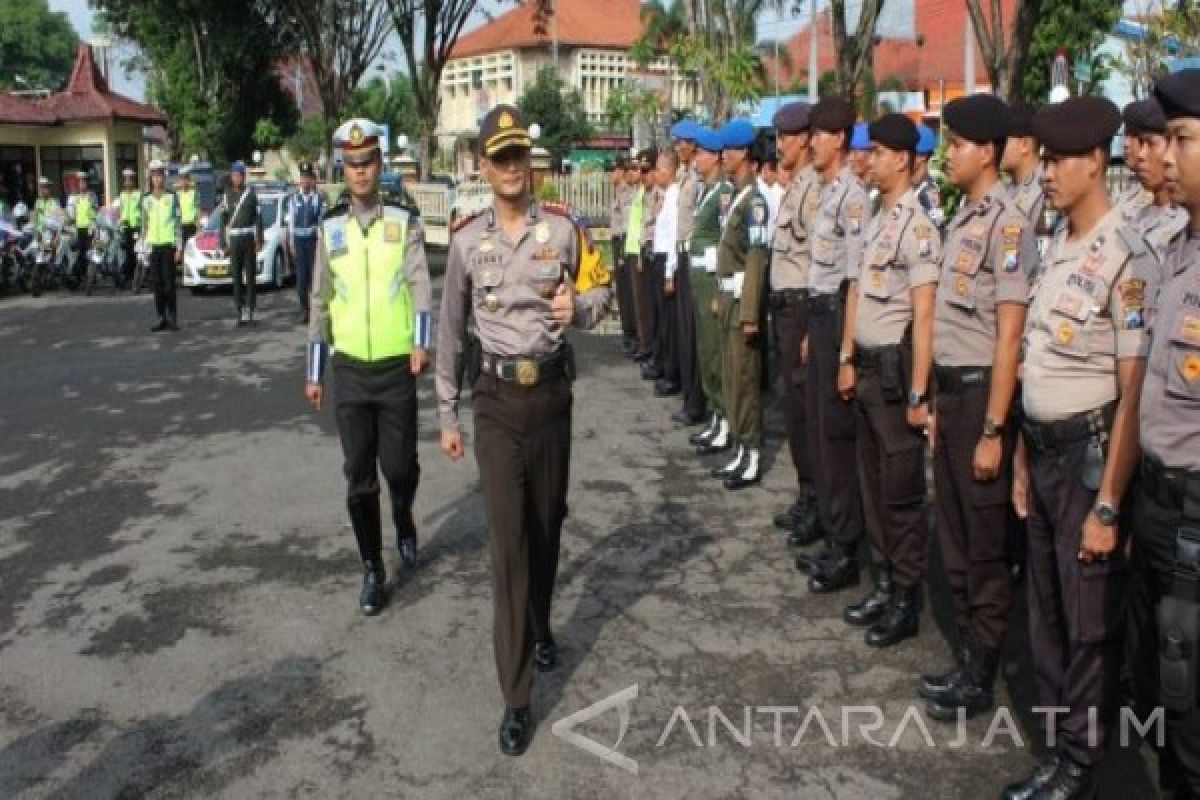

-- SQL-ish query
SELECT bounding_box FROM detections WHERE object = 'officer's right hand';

[305,382,322,411]
[837,364,856,402]
[441,429,465,461]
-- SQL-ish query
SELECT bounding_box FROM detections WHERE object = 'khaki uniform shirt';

[435,203,613,432]
[641,185,662,247]
[1141,232,1200,470]
[809,165,869,294]
[1022,207,1158,422]
[716,174,770,324]
[934,182,1038,367]
[676,164,700,247]
[1128,202,1189,266]
[770,165,820,292]
[1010,167,1045,226]
[610,182,627,237]
[854,188,942,348]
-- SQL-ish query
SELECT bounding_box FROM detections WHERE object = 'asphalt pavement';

[0,269,1164,799]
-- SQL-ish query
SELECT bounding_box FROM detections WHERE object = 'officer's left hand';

[664,278,675,298]
[837,364,856,402]
[1079,511,1118,564]
[552,282,575,327]
[973,434,1003,481]
[906,402,929,432]
[410,347,427,375]
[741,321,758,343]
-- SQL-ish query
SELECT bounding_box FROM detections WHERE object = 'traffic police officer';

[1002,97,1158,800]
[119,168,142,283]
[919,94,1036,719]
[176,166,198,247]
[305,119,431,617]
[220,160,260,326]
[1125,68,1200,800]
[710,118,770,489]
[671,122,707,424]
[690,130,736,455]
[435,104,612,757]
[33,176,60,231]
[141,160,181,332]
[290,162,324,324]
[1122,97,1189,262]
[67,170,96,281]
[770,101,822,540]
[800,96,869,588]
[839,113,941,647]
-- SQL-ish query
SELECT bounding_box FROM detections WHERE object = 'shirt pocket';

[1045,287,1094,361]
[471,263,506,310]
[1165,313,1200,401]
[528,250,565,299]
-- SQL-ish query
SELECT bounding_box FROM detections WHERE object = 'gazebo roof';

[32,44,166,126]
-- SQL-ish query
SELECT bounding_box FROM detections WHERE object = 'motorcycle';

[84,209,127,295]
[0,218,27,295]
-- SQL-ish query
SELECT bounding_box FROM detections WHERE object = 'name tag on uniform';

[1052,290,1088,322]
[537,264,561,280]
[472,253,504,271]
[533,246,559,261]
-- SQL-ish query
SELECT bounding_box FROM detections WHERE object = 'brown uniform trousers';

[932,371,1014,651]
[613,238,638,341]
[633,248,663,359]
[770,290,810,483]
[473,373,572,710]
[674,253,705,419]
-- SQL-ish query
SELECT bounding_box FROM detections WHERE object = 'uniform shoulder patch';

[451,211,481,233]
[322,200,349,222]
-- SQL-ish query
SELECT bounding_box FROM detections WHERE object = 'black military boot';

[348,496,387,615]
[498,706,534,757]
[794,542,833,574]
[1002,752,1062,800]
[844,567,894,626]
[773,486,816,533]
[788,516,825,548]
[360,560,387,616]
[918,628,972,702]
[392,493,418,570]
[808,545,860,593]
[927,644,998,722]
[689,413,719,446]
[696,417,732,455]
[865,583,920,648]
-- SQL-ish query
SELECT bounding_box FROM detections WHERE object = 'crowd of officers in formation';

[606,70,1200,798]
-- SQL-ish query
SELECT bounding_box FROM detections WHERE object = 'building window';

[115,144,138,185]
[0,145,36,207]
[39,145,104,199]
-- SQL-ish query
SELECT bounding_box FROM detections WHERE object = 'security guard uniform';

[1004,97,1160,798]
[141,161,181,331]
[119,170,142,282]
[434,105,612,756]
[307,119,432,616]
[291,162,325,323]
[672,126,706,423]
[220,161,260,325]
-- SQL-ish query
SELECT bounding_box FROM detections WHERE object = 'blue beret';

[850,122,870,151]
[230,161,247,174]
[694,126,724,153]
[916,125,937,155]
[720,118,757,149]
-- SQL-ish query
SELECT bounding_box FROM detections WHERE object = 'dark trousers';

[855,367,928,587]
[933,382,1015,650]
[805,306,863,548]
[675,258,704,418]
[294,236,317,313]
[182,223,196,248]
[1127,482,1200,795]
[1025,434,1128,767]
[655,255,678,384]
[121,226,138,281]
[613,238,637,340]
[771,293,810,486]
[473,374,572,709]
[73,229,91,280]
[149,245,177,322]
[633,248,662,359]
[229,234,257,311]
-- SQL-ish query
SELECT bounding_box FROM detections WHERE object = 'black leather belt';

[1021,401,1116,453]
[934,364,991,394]
[807,292,841,315]
[855,344,901,372]
[480,351,566,387]
[1141,454,1200,512]
[770,288,809,308]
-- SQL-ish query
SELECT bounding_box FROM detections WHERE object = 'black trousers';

[333,355,420,504]
[613,236,637,340]
[294,236,317,313]
[1025,434,1129,767]
[805,305,863,549]
[149,245,177,322]
[121,226,138,282]
[675,258,705,418]
[655,254,679,384]
[633,247,662,359]
[770,293,810,487]
[73,229,91,280]
[473,373,572,709]
[182,223,196,248]
[229,234,257,311]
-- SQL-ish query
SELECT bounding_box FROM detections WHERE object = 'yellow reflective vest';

[322,205,415,362]
[73,193,96,230]
[143,191,179,247]
[120,190,142,228]
[178,188,197,225]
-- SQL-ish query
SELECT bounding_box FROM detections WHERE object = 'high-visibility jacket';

[120,189,142,228]
[73,193,96,230]
[143,191,179,247]
[34,197,61,231]
[178,188,197,225]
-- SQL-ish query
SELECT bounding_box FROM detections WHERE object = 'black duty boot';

[927,644,998,721]
[534,638,558,672]
[392,494,418,570]
[844,567,894,626]
[788,517,825,548]
[864,583,920,648]
[1002,753,1063,800]
[808,545,860,593]
[359,560,387,615]
[773,486,816,532]
[794,543,833,574]
[348,496,386,615]
[498,706,534,757]
[918,628,972,702]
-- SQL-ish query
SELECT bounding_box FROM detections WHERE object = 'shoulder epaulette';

[451,211,481,233]
[1115,224,1150,260]
[540,201,572,219]
[382,197,420,219]
[322,200,349,221]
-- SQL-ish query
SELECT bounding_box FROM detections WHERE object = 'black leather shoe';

[534,639,558,672]
[398,536,417,569]
[1002,753,1063,800]
[633,351,653,364]
[672,410,706,426]
[150,318,169,332]
[689,415,718,446]
[1029,756,1091,800]
[795,546,832,574]
[809,552,860,593]
[360,561,387,615]
[696,439,731,456]
[773,510,797,531]
[498,706,534,757]
[711,446,744,479]
[641,364,663,381]
[654,380,681,397]
[787,517,824,548]
[844,570,894,626]
[918,633,971,702]
[865,586,920,648]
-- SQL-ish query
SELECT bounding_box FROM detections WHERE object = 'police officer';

[1122,97,1189,262]
[33,175,61,231]
[220,161,260,326]
[709,119,770,489]
[67,170,96,282]
[1002,106,1048,233]
[1120,99,1153,218]
[1002,96,1158,800]
[1122,67,1200,800]
[610,158,635,354]
[176,166,198,248]
[651,149,681,394]
[118,168,142,283]
[914,124,945,228]
[305,119,431,617]
[435,104,612,757]
[848,122,872,185]
[670,122,707,424]
[689,129,736,455]
[770,101,822,540]
[838,113,941,647]
[634,149,664,379]
[800,97,869,588]
[290,162,324,324]
[141,160,181,332]
[919,94,1036,719]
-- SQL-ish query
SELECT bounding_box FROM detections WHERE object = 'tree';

[1118,1,1200,99]
[0,0,79,91]
[674,0,768,122]
[965,0,1042,102]
[517,68,592,167]
[287,114,328,163]
[1021,0,1121,103]
[345,73,419,143]
[826,0,887,101]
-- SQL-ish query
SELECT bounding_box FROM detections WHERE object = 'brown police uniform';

[634,181,664,361]
[1129,201,1189,265]
[613,180,638,346]
[672,160,704,416]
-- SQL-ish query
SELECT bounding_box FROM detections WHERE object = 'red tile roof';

[36,44,166,125]
[0,92,54,125]
[450,0,644,59]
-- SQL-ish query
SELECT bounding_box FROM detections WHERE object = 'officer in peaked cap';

[290,160,325,323]
[435,103,613,757]
[305,117,431,619]
[219,158,260,326]
[666,119,704,414]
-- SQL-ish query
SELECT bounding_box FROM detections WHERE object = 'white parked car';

[182,190,293,292]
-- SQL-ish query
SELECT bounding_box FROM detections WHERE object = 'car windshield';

[204,209,224,232]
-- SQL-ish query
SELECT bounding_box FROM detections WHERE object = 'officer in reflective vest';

[305,118,432,617]
[33,176,61,232]
[141,160,182,331]
[119,168,142,282]
[68,170,96,280]
[176,166,198,247]
[289,161,324,324]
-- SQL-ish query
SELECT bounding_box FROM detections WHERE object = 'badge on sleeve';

[1180,352,1200,384]
[915,223,932,258]
[1119,279,1147,329]
[847,202,863,235]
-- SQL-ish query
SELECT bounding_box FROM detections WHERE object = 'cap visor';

[485,132,532,155]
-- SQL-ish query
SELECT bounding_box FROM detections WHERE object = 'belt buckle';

[515,359,539,387]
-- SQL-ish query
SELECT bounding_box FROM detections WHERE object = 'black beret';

[1007,106,1035,138]
[1123,98,1166,135]
[636,149,658,171]
[1033,96,1121,156]
[773,101,812,134]
[1154,69,1200,120]
[868,112,918,152]
[810,97,856,132]
[944,94,1010,142]
[479,104,531,156]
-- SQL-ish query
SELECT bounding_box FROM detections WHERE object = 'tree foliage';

[1021,0,1121,103]
[345,73,419,144]
[1118,0,1200,99]
[673,0,768,122]
[0,0,80,92]
[517,68,592,167]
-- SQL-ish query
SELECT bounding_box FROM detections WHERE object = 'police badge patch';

[328,223,348,257]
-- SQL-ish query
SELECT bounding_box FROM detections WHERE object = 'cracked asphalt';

[0,267,1165,799]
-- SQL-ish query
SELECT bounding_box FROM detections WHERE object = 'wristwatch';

[1093,500,1119,527]
[907,390,927,409]
[838,351,854,367]
[982,418,1004,438]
